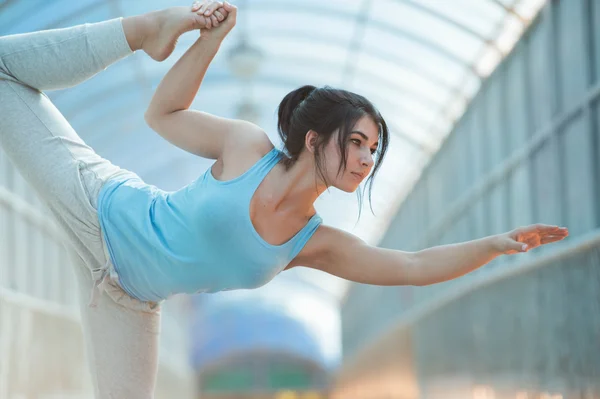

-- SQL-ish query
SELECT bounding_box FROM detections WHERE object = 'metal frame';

[343,0,373,84]
[80,78,440,178]
[64,72,440,150]
[581,0,599,228]
[395,0,503,53]
[63,55,450,129]
[243,2,481,72]
[249,29,466,98]
[1,0,532,183]
[342,227,600,376]
[414,82,600,249]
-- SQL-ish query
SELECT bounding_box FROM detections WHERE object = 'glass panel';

[594,0,600,84]
[259,37,348,66]
[527,15,554,131]
[246,8,355,40]
[377,0,485,62]
[561,116,595,236]
[532,141,562,227]
[556,0,587,107]
[356,51,451,105]
[416,0,507,37]
[254,0,366,14]
[0,0,45,34]
[509,162,534,227]
[515,0,548,20]
[362,25,468,79]
[505,43,529,154]
[259,57,345,87]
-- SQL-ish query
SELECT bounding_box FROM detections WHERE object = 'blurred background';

[1,0,599,398]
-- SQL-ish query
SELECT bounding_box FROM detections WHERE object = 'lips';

[351,172,364,181]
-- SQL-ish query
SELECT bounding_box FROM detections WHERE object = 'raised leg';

[0,18,132,92]
[0,6,212,94]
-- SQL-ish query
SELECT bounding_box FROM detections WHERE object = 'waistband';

[88,230,161,313]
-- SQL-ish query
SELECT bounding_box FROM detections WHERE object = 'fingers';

[192,2,230,31]
[191,1,223,14]
[205,1,224,16]
[193,2,206,14]
[533,223,569,233]
[519,224,569,238]
[214,9,225,21]
[538,226,569,237]
[540,235,568,244]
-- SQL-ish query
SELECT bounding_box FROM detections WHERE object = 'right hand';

[496,224,568,255]
[191,1,237,40]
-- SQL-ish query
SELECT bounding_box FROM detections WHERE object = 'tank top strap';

[245,147,283,190]
[288,213,323,260]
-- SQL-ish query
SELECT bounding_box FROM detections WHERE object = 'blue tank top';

[96,148,322,302]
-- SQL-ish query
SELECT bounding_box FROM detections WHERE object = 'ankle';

[122,14,152,52]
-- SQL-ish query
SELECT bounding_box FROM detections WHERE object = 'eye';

[370,148,378,155]
[351,138,361,146]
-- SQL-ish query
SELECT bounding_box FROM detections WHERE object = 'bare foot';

[141,7,207,62]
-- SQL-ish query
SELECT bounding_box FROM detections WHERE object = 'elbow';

[144,108,171,130]
[406,251,429,287]
[144,110,158,128]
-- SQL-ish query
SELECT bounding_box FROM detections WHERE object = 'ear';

[304,130,319,153]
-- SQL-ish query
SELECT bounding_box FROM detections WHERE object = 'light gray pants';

[0,19,161,398]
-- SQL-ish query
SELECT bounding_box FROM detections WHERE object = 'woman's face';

[322,115,379,193]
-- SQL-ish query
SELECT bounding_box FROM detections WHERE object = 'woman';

[0,1,568,397]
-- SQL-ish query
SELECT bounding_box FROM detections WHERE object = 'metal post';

[583,0,600,228]
[0,303,13,399]
[543,0,566,227]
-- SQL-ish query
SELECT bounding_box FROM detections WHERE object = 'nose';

[361,150,374,169]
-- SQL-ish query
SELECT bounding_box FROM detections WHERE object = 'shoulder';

[212,121,277,180]
[224,121,275,159]
[286,224,367,271]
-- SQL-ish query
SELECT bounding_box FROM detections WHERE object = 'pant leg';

[70,251,160,399]
[0,17,135,266]
[0,19,160,398]
[0,18,132,91]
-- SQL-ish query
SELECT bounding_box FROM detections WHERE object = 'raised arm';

[290,224,569,286]
[144,1,266,160]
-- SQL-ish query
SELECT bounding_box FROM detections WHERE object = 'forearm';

[411,235,503,286]
[146,36,221,117]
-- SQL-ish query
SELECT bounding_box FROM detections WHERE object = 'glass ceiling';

[0,0,547,367]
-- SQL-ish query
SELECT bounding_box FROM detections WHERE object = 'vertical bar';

[466,111,479,241]
[16,309,32,396]
[582,0,600,228]
[0,303,13,399]
[14,177,28,295]
[522,26,538,223]
[500,62,514,263]
[544,0,566,227]
[480,87,492,239]
[6,167,15,291]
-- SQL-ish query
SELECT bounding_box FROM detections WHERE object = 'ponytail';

[277,85,316,147]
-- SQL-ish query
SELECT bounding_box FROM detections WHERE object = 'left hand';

[496,224,569,255]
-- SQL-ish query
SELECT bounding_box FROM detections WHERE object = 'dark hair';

[277,85,390,219]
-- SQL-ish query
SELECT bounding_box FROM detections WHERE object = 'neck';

[271,156,327,218]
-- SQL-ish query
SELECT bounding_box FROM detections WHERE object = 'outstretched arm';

[145,1,265,159]
[290,224,569,286]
